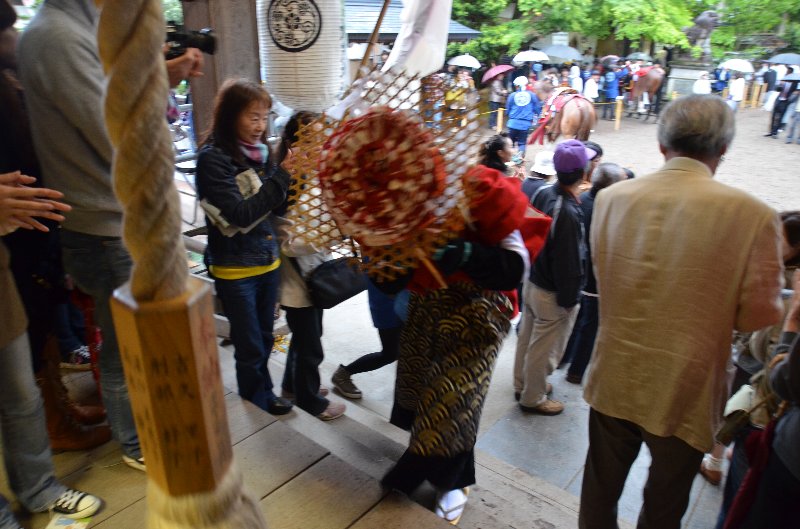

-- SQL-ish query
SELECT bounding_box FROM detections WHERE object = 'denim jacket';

[196,144,290,268]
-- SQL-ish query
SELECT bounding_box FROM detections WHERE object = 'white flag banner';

[381,0,452,78]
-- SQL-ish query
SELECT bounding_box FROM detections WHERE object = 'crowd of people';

[1,1,799,528]
[483,58,657,132]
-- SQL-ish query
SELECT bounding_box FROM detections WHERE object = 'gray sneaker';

[331,365,362,399]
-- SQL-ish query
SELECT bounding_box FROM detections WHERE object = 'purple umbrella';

[481,64,514,84]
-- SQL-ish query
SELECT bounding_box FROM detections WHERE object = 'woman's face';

[236,101,269,144]
[498,138,515,163]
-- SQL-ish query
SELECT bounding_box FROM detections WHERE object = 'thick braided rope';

[97,0,187,301]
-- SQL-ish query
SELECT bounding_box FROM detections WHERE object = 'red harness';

[529,91,591,145]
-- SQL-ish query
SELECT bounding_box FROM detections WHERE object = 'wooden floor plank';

[348,491,454,529]
[261,455,385,529]
[224,391,276,445]
[237,420,330,499]
[93,420,329,527]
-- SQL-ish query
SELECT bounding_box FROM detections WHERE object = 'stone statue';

[681,10,720,62]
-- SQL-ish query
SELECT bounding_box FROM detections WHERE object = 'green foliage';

[516,0,599,35]
[709,0,800,58]
[451,0,508,28]
[449,0,800,65]
[604,0,691,46]
[448,19,536,64]
[163,0,184,25]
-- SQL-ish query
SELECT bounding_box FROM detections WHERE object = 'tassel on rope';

[147,463,267,529]
[97,1,268,527]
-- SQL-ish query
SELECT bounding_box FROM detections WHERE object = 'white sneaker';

[50,488,104,519]
[122,454,146,472]
[435,487,469,525]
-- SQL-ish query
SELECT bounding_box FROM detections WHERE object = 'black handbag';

[290,256,367,309]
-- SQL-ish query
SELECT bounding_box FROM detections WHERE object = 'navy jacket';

[530,184,586,308]
[196,144,289,268]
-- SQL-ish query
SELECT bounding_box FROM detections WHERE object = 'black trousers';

[282,306,328,415]
[345,327,401,375]
[770,99,790,135]
[579,408,703,529]
[564,296,599,381]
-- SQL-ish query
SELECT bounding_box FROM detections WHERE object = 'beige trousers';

[513,283,579,407]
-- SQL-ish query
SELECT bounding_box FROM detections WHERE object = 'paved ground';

[181,102,800,528]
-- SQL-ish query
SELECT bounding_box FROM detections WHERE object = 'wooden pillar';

[496,106,504,133]
[182,0,261,139]
[614,96,623,131]
[751,83,763,108]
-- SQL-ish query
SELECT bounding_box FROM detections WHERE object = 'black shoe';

[566,373,583,385]
[267,396,293,415]
[764,133,775,137]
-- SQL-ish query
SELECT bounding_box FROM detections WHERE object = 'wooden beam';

[182,0,261,140]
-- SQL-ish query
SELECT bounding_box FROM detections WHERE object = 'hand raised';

[0,171,71,235]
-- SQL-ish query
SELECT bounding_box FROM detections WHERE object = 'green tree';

[449,0,696,65]
[452,0,508,28]
[711,0,800,58]
[163,0,184,25]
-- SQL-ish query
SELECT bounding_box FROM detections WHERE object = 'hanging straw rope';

[97,1,267,527]
[97,0,186,302]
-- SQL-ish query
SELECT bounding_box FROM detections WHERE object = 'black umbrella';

[768,52,800,65]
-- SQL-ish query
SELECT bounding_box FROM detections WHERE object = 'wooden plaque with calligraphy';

[111,277,232,496]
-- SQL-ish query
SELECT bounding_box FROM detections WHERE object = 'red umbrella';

[481,64,514,84]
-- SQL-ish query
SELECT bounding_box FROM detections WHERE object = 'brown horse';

[528,90,596,145]
[629,66,665,121]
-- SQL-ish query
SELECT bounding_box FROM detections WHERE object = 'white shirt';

[692,78,712,95]
[729,77,745,101]
[583,78,599,100]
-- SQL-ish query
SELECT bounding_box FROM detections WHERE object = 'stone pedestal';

[666,60,712,97]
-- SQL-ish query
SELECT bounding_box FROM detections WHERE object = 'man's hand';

[0,171,71,235]
[166,48,204,88]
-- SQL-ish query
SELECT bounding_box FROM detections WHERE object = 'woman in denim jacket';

[196,79,292,415]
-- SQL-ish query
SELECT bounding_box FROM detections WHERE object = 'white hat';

[513,76,528,87]
[531,151,556,176]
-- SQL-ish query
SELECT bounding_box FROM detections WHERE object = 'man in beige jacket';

[579,95,785,529]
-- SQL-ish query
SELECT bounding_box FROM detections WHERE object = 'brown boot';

[69,403,107,426]
[36,336,112,452]
[40,334,106,425]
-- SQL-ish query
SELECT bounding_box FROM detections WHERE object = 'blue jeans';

[55,301,85,354]
[785,111,800,143]
[508,127,528,154]
[602,95,615,119]
[0,333,65,528]
[213,269,280,411]
[488,101,503,129]
[59,230,141,459]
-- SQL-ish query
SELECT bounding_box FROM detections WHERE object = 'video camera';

[165,21,217,60]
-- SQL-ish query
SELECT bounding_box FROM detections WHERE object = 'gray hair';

[657,95,735,159]
[591,162,626,192]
